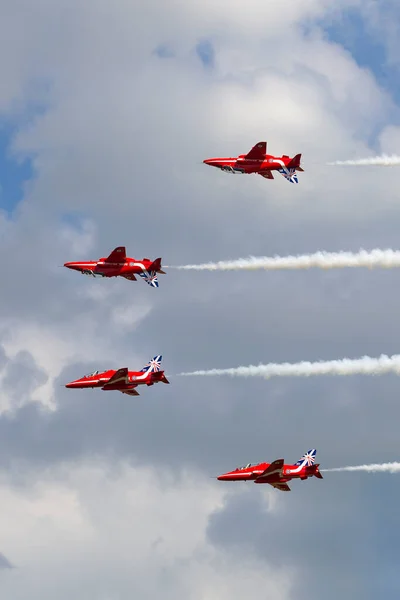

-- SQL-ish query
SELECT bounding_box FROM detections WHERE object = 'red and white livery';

[64,246,166,287]
[203,141,303,183]
[217,449,323,491]
[65,355,169,396]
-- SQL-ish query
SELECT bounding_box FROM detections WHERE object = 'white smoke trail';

[328,154,400,167]
[323,463,400,473]
[178,354,400,379]
[168,248,400,272]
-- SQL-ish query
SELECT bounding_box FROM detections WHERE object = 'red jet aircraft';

[203,141,303,183]
[217,449,322,492]
[64,246,166,287]
[65,355,169,396]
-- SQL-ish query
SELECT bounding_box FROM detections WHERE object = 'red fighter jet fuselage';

[217,449,323,492]
[65,355,169,397]
[64,246,166,288]
[204,141,303,183]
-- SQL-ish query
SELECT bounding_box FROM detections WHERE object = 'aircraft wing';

[245,141,266,160]
[120,388,140,396]
[259,171,274,179]
[105,246,126,262]
[270,482,291,492]
[255,459,284,480]
[103,368,129,387]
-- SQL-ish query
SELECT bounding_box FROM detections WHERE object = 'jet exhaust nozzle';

[314,465,323,479]
[161,373,170,384]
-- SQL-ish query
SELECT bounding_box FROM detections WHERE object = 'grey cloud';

[3,350,48,403]
[2,214,400,474]
[2,205,400,600]
[206,482,379,600]
[0,552,13,569]
[208,456,400,600]
[1,357,400,479]
[0,345,8,371]
[0,2,400,599]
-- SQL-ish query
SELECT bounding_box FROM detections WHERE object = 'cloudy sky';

[1,0,400,598]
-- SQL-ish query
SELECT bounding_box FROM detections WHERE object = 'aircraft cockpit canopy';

[236,463,252,470]
[83,370,106,378]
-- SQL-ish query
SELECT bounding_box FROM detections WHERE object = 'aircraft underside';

[220,165,246,173]
[80,268,107,277]
[79,268,159,286]
[219,164,298,182]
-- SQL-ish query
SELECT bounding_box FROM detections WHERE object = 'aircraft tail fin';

[139,355,162,373]
[287,153,302,170]
[152,371,170,384]
[294,449,316,467]
[278,153,302,183]
[149,257,166,274]
[121,388,140,396]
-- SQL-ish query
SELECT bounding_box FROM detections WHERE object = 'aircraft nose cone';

[65,381,78,388]
[203,159,220,168]
[64,263,83,272]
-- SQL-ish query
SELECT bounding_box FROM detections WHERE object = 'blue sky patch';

[196,40,215,68]
[61,211,90,231]
[154,44,175,59]
[320,8,400,104]
[0,125,33,214]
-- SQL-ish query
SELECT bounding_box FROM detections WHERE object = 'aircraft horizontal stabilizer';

[270,482,291,492]
[314,464,323,479]
[152,372,170,384]
[121,389,140,396]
